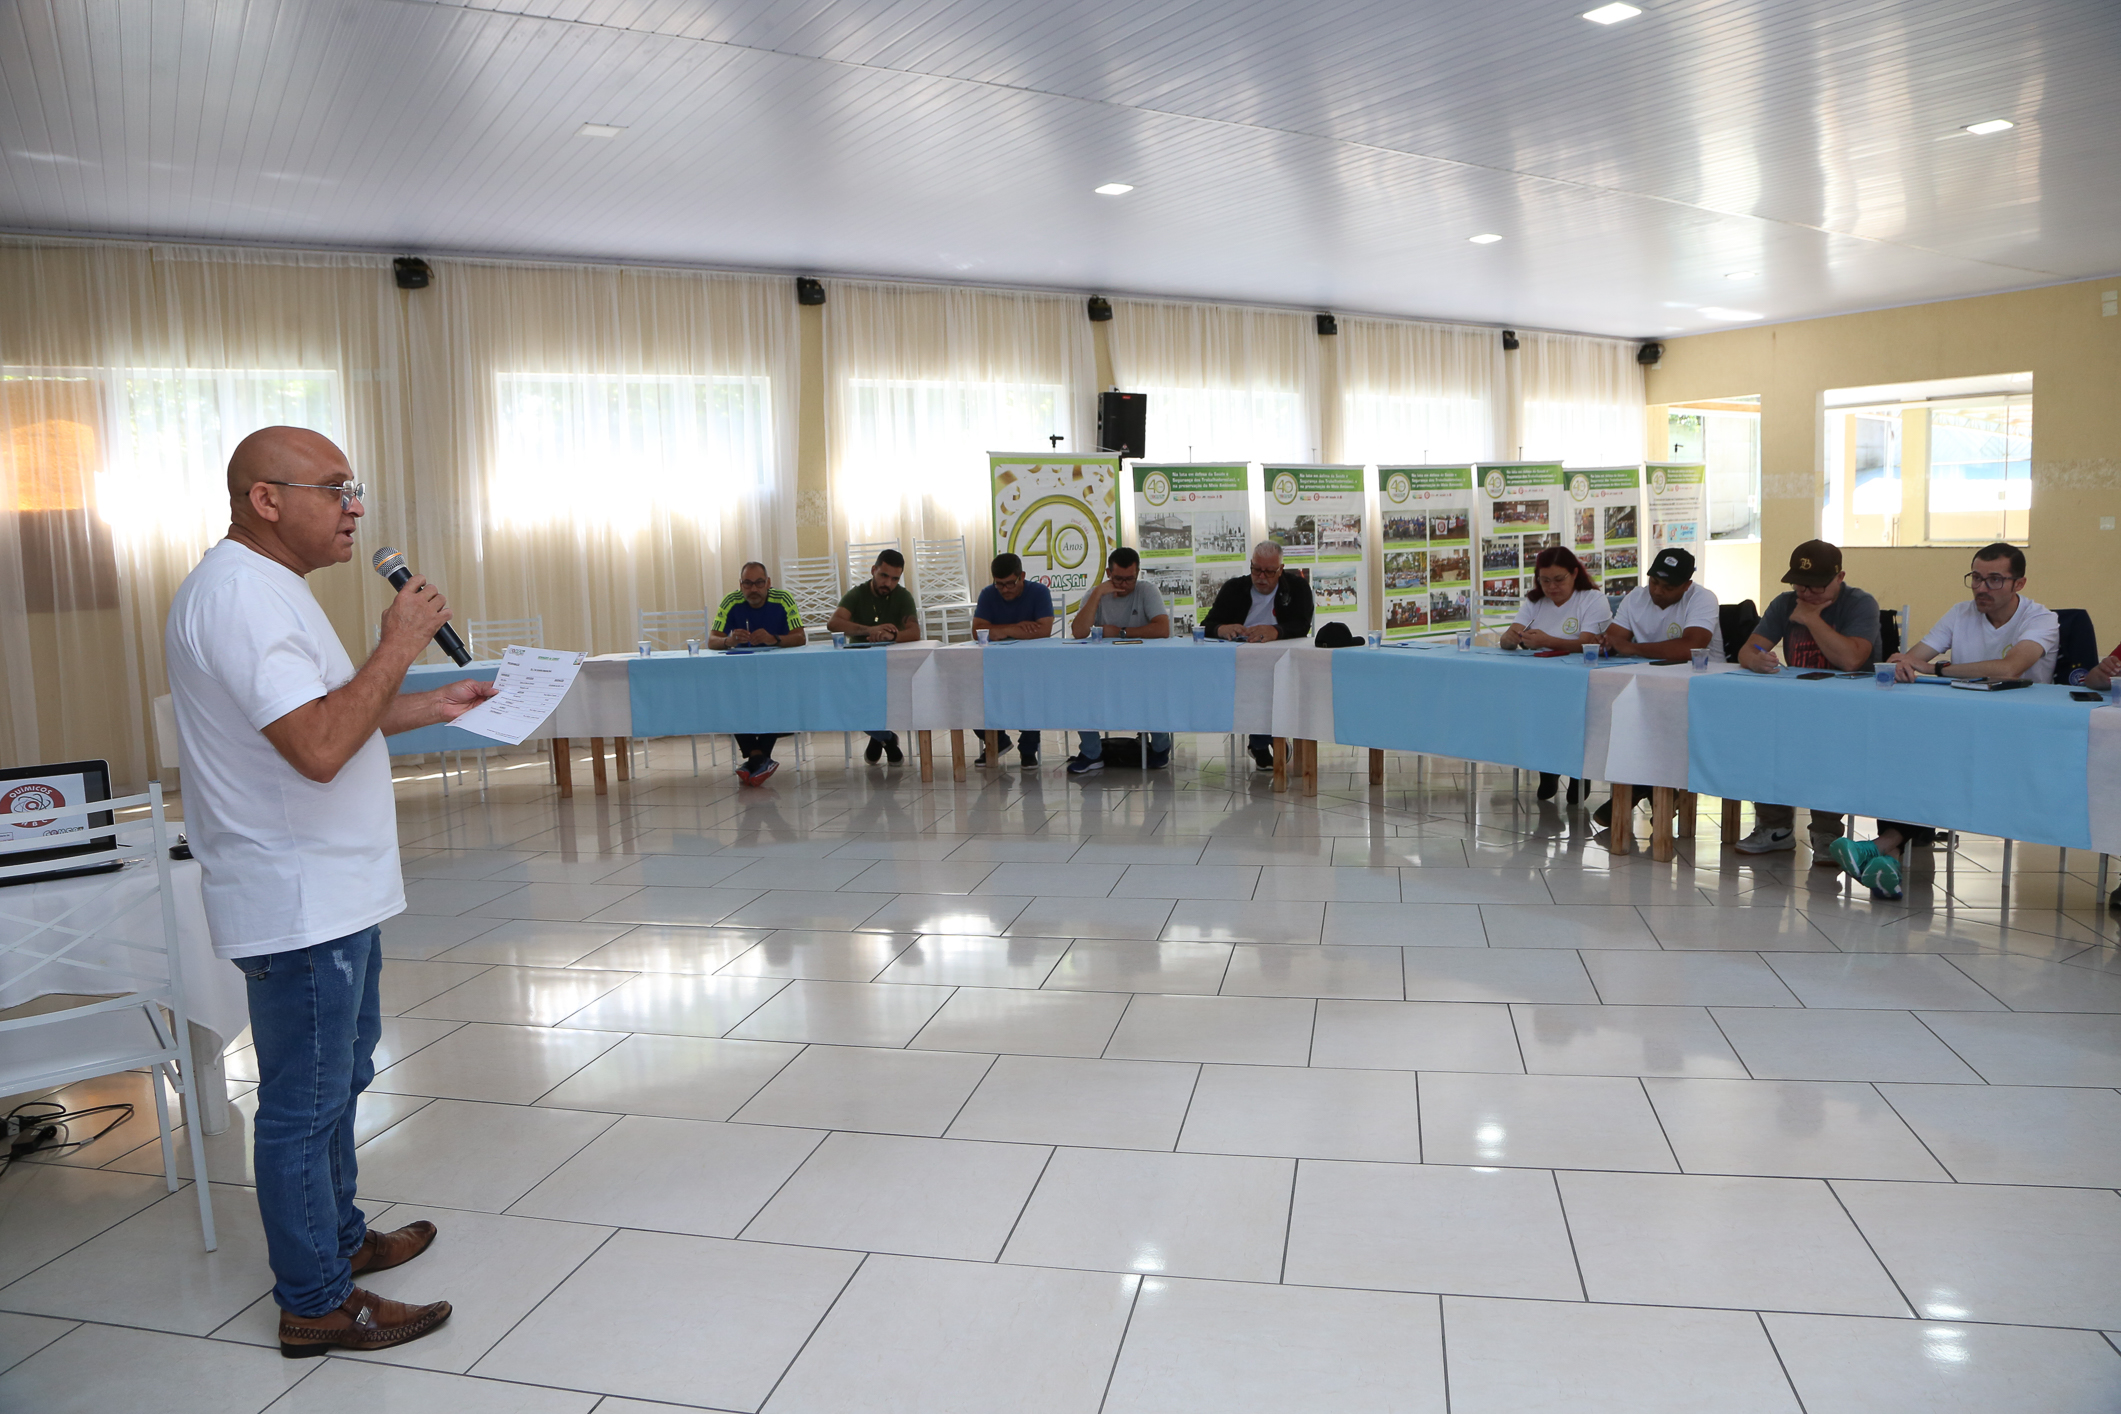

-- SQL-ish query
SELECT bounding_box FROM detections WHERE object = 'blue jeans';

[1077,731,1171,760]
[235,926,382,1317]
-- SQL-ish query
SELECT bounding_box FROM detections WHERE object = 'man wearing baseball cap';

[1591,547,1720,829]
[1730,539,1883,857]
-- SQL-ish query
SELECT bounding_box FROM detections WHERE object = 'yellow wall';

[1646,277,2121,650]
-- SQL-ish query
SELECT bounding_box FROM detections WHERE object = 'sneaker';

[748,757,778,786]
[864,737,885,764]
[1809,832,1847,867]
[1020,749,1040,769]
[1536,772,1558,801]
[1860,851,1903,901]
[882,733,904,765]
[1565,777,1584,805]
[734,759,757,784]
[1250,745,1274,771]
[974,739,1012,767]
[1145,748,1170,769]
[1733,826,1795,854]
[1066,754,1104,776]
[1826,837,1878,880]
[1592,793,1645,830]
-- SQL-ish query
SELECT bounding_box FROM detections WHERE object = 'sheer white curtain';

[1108,300,1320,464]
[1514,331,1646,466]
[824,280,1094,572]
[1336,317,1504,464]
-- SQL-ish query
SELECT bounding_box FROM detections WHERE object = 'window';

[492,371,772,531]
[1342,391,1490,465]
[838,376,1065,521]
[1140,386,1308,464]
[1665,396,1760,542]
[1822,374,2031,546]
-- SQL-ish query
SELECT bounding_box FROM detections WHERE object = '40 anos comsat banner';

[1377,465,1473,641]
[1264,465,1367,624]
[1564,466,1646,598]
[1645,463,1707,558]
[989,453,1122,598]
[1130,463,1249,636]
[1475,462,1565,628]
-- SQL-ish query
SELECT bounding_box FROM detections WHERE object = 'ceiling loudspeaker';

[1501,329,1520,351]
[1086,296,1113,322]
[1098,391,1147,460]
[795,277,826,306]
[393,257,431,290]
[1316,313,1338,336]
[1637,341,1665,367]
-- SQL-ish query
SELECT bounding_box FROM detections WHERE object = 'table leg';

[1272,737,1288,793]
[984,730,1000,767]
[918,730,934,783]
[1677,792,1698,839]
[1369,748,1384,786]
[1607,782,1633,856]
[950,730,966,783]
[589,738,608,795]
[553,738,573,798]
[1650,786,1676,862]
[1721,797,1741,844]
[614,736,631,782]
[1302,739,1318,797]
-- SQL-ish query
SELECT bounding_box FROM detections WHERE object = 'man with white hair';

[1202,541,1315,770]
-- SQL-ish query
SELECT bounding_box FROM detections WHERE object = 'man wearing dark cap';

[1591,547,1720,829]
[1731,539,1882,857]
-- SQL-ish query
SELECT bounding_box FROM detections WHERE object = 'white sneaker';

[1734,826,1795,854]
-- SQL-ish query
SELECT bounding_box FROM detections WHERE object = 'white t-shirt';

[1244,586,1278,629]
[1919,596,2061,684]
[164,539,404,959]
[1614,581,1720,645]
[1512,588,1612,640]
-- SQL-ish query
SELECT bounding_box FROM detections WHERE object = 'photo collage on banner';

[1475,462,1564,628]
[1263,465,1367,627]
[1376,465,1474,641]
[1645,462,1708,557]
[1565,466,1646,599]
[1129,462,1251,637]
[989,452,1123,604]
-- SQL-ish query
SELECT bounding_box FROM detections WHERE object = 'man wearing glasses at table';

[710,562,808,785]
[1829,543,2060,900]
[165,427,493,1357]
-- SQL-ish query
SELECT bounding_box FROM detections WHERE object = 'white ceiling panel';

[2,0,2115,334]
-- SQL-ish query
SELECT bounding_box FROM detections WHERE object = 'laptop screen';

[0,759,118,883]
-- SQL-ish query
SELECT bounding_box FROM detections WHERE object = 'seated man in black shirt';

[1202,541,1314,771]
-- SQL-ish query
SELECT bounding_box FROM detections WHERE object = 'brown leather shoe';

[279,1286,451,1358]
[349,1220,437,1276]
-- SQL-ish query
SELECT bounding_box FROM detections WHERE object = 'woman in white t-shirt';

[1499,547,1612,801]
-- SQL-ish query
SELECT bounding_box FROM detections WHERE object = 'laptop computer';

[0,759,122,887]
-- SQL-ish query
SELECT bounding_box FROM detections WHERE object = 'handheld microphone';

[371,546,472,666]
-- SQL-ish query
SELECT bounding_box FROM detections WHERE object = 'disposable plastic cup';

[831,632,847,649]
[1690,648,1711,672]
[1367,630,1383,648]
[1582,644,1600,667]
[1455,631,1473,651]
[975,629,990,644]
[1874,663,1895,687]
[1192,624,1206,642]
[686,639,700,656]
[1090,626,1104,642]
[637,640,652,657]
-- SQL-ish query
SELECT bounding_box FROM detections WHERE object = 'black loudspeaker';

[1637,341,1664,366]
[1087,295,1113,322]
[1501,329,1520,351]
[393,257,431,290]
[1316,313,1338,336]
[795,277,826,306]
[1098,391,1147,459]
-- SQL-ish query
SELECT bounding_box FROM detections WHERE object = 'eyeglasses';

[1964,572,2017,591]
[738,577,769,588]
[267,480,366,510]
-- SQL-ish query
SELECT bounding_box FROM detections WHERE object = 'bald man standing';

[164,427,494,1357]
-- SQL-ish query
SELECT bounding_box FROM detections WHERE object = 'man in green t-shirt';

[826,548,921,764]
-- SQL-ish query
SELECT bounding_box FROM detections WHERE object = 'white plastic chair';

[846,541,900,593]
[913,536,978,643]
[0,784,216,1250]
[782,556,842,632]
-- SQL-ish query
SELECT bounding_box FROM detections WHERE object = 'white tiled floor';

[6,739,2121,1411]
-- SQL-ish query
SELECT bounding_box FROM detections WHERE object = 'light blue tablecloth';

[981,640,1240,732]
[629,644,892,736]
[1330,645,1592,777]
[1686,673,2095,847]
[384,662,502,754]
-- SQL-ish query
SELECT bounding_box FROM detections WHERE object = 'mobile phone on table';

[1796,671,1833,680]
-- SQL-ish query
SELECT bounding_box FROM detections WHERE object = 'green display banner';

[1564,465,1646,597]
[1475,463,1565,625]
[1264,464,1368,624]
[1377,465,1475,640]
[1129,462,1250,635]
[1645,462,1707,558]
[990,452,1122,596]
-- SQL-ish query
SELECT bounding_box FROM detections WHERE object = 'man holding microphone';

[165,426,496,1357]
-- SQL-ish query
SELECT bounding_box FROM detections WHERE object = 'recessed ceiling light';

[1468,233,1503,244]
[1094,183,1134,196]
[1697,307,1765,321]
[1582,3,1642,24]
[576,123,625,139]
[1963,118,2015,136]
[1723,270,1758,280]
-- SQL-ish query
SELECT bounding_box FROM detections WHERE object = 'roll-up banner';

[1475,462,1565,629]
[989,452,1123,602]
[1563,466,1646,598]
[1376,465,1474,641]
[1644,462,1708,560]
[1129,462,1250,637]
[1264,464,1367,628]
